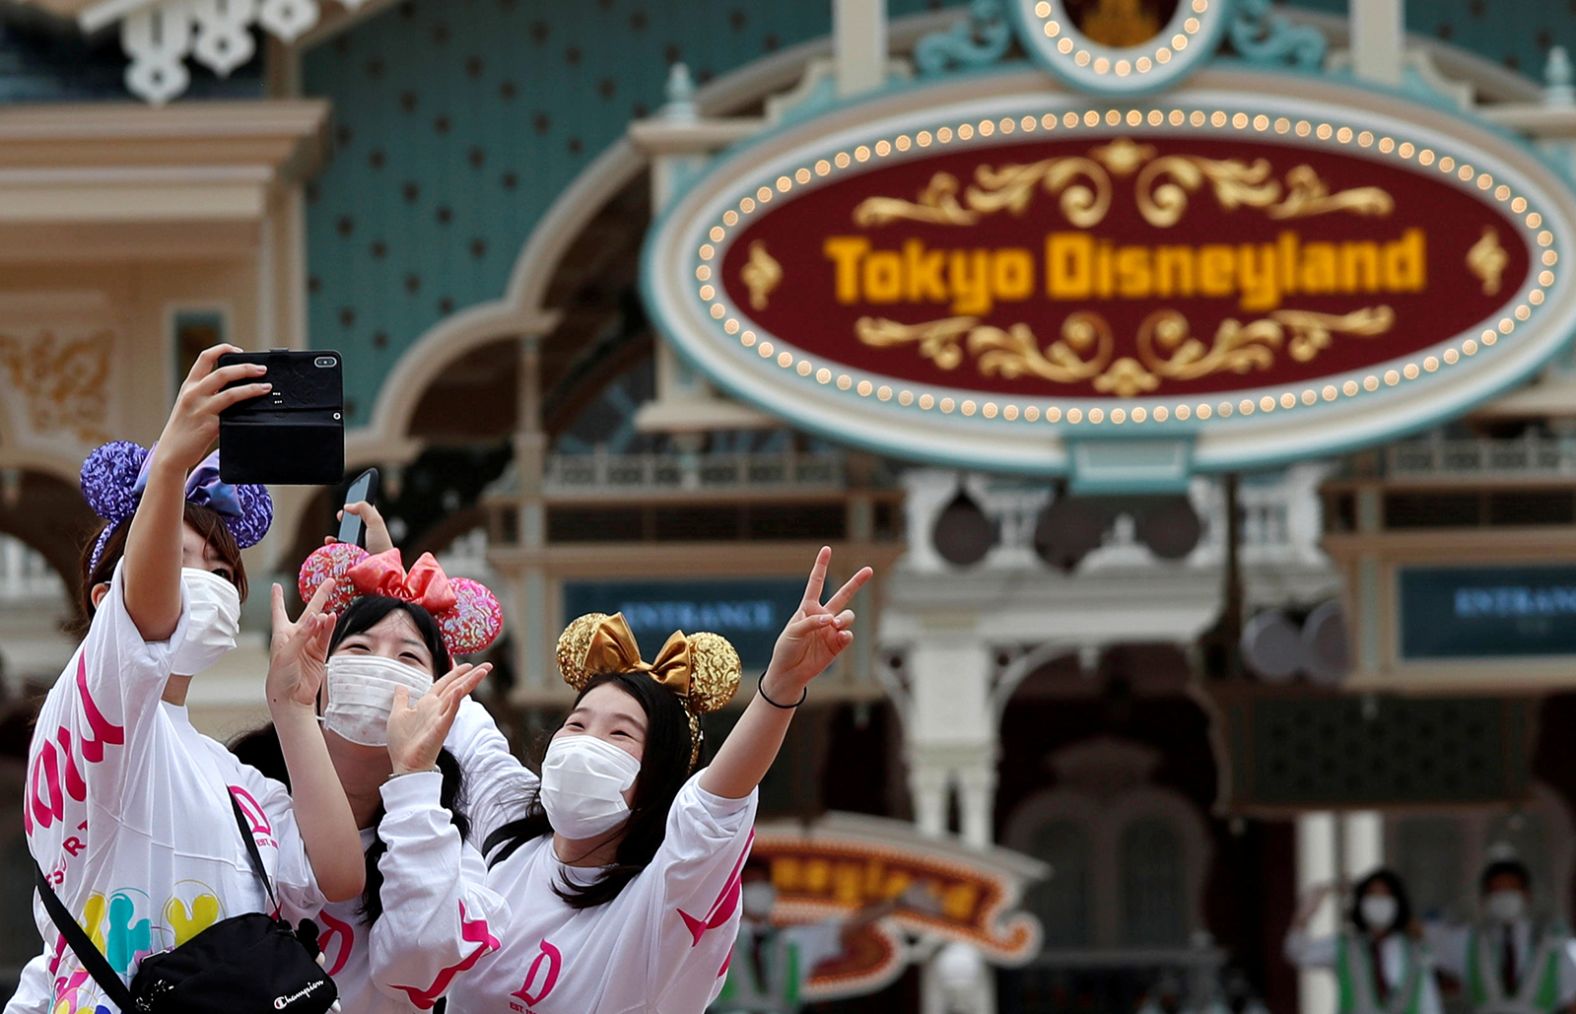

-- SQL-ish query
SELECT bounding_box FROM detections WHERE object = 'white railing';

[0,535,64,603]
[544,449,848,495]
[1383,432,1576,480]
[902,465,1330,574]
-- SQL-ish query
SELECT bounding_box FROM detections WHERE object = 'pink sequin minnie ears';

[298,544,505,657]
[82,441,274,573]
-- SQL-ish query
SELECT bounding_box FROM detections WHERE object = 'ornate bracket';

[914,0,1014,77]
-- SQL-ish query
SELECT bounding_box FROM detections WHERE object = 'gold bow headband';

[556,612,742,767]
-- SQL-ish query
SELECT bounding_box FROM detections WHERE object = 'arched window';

[1120,818,1187,946]
[1394,816,1467,920]
[1028,819,1093,948]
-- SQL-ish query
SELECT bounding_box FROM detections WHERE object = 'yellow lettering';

[903,239,947,302]
[1339,242,1380,291]
[1154,247,1195,297]
[1115,247,1152,296]
[1385,227,1426,290]
[824,237,871,304]
[1237,243,1280,311]
[1300,243,1338,292]
[1046,233,1092,300]
[1198,245,1234,297]
[950,250,993,315]
[994,249,1035,303]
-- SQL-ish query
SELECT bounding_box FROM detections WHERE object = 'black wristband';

[757,672,807,709]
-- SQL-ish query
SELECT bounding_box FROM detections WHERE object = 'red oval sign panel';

[719,134,1528,400]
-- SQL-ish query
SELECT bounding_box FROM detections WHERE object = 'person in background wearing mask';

[709,858,938,1013]
[7,345,364,1013]
[1285,868,1443,1014]
[366,547,872,1013]
[1424,858,1576,1013]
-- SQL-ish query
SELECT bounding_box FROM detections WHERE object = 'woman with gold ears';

[365,547,871,1014]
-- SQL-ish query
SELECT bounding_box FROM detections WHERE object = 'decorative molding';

[914,0,1014,77]
[0,330,113,445]
[76,0,370,103]
[1227,0,1326,70]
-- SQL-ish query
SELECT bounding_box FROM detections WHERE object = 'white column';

[1297,812,1339,1014]
[1350,0,1404,86]
[907,762,950,836]
[956,764,997,849]
[833,0,886,97]
[1341,810,1384,882]
[511,335,550,691]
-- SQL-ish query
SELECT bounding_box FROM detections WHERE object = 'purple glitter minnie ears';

[82,441,274,573]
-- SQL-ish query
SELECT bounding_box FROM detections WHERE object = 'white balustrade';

[1382,432,1576,479]
[543,449,848,495]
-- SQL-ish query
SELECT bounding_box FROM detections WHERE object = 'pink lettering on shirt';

[677,829,754,947]
[393,901,502,1010]
[510,939,563,1008]
[25,652,126,836]
[317,911,355,977]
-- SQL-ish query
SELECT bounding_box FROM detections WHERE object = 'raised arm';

[122,344,269,640]
[700,547,872,800]
[369,662,508,1006]
[265,579,365,902]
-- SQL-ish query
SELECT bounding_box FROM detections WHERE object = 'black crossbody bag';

[34,794,338,1014]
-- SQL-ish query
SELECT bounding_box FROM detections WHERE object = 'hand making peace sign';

[764,546,874,695]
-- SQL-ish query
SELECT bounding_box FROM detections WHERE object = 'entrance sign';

[643,69,1576,482]
[1398,565,1576,661]
[750,813,1045,1000]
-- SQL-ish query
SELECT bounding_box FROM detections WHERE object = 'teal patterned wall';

[1284,0,1574,78]
[302,0,962,422]
[301,0,1576,426]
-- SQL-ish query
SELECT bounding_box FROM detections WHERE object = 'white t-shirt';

[21,563,322,1012]
[369,701,757,1014]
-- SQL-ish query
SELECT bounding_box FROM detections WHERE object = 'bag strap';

[228,791,279,916]
[32,863,138,1012]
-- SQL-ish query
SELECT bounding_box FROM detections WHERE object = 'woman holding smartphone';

[11,345,363,1013]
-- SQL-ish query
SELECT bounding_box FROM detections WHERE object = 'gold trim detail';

[1467,226,1508,296]
[853,138,1394,230]
[855,306,1394,397]
[741,241,783,311]
[0,331,113,444]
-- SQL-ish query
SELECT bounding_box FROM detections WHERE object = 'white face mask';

[322,654,433,748]
[168,568,241,677]
[538,734,641,840]
[1486,889,1527,924]
[742,882,776,920]
[1361,894,1399,932]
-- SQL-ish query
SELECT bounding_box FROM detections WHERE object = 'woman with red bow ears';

[365,547,872,1013]
[229,503,514,1014]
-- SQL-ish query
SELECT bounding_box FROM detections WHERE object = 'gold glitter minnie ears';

[556,611,742,766]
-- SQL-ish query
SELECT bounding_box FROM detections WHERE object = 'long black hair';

[230,595,469,924]
[1348,867,1413,936]
[481,671,693,910]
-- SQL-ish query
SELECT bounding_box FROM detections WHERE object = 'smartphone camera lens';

[314,356,337,368]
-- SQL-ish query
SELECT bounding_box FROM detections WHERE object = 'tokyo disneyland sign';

[642,2,1576,486]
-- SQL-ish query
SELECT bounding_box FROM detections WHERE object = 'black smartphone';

[217,350,344,485]
[336,468,380,548]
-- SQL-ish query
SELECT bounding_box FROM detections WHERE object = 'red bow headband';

[298,544,504,656]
